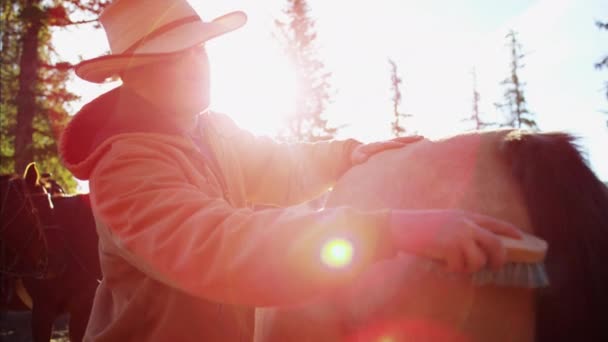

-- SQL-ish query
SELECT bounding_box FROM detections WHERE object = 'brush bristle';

[472,262,549,288]
[414,257,549,288]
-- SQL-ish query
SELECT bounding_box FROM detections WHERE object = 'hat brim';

[75,11,247,83]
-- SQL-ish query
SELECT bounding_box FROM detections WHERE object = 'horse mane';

[501,131,608,341]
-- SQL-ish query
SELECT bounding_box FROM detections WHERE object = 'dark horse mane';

[502,132,608,342]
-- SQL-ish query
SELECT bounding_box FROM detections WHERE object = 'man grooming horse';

[59,0,522,340]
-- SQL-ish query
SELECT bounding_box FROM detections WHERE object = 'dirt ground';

[0,311,69,342]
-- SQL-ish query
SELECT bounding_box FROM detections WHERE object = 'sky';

[53,0,607,182]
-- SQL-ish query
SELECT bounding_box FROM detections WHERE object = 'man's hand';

[350,136,424,165]
[389,209,523,273]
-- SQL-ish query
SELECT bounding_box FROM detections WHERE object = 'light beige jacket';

[60,87,392,341]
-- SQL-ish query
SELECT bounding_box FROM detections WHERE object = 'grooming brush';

[471,232,549,288]
[420,232,549,288]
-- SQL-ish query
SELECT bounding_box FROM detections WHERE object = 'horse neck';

[410,133,538,341]
[1,192,53,276]
[328,131,537,341]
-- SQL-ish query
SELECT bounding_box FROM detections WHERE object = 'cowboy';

[59,0,522,340]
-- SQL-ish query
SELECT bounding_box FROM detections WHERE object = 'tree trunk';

[15,0,42,173]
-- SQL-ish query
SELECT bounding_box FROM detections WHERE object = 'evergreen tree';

[463,68,493,130]
[388,58,412,137]
[494,30,538,130]
[274,0,336,142]
[595,20,607,124]
[0,0,109,192]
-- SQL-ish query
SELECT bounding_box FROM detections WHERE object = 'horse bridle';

[0,177,53,279]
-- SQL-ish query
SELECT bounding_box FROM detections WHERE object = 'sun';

[207,30,297,138]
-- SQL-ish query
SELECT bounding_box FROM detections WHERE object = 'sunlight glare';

[320,238,353,269]
[377,336,396,342]
[207,9,297,137]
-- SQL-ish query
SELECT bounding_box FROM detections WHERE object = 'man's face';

[123,45,211,115]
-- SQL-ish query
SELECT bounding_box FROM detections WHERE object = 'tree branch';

[51,18,99,27]
[39,62,74,71]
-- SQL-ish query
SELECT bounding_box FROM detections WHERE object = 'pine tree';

[388,58,412,137]
[274,0,336,142]
[595,20,608,124]
[462,68,493,130]
[494,30,538,130]
[0,0,109,192]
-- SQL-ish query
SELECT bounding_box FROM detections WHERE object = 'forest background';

[1,0,606,193]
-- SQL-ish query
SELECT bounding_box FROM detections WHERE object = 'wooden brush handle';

[501,232,548,263]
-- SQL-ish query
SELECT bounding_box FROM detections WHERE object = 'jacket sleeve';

[213,113,361,206]
[90,137,393,307]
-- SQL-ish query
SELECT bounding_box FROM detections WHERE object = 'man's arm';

[91,136,393,307]
[211,113,360,206]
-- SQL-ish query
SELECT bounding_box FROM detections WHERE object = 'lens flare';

[321,238,353,268]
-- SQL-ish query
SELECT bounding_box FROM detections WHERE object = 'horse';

[255,129,608,342]
[1,163,101,342]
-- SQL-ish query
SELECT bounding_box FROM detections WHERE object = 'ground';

[0,311,69,342]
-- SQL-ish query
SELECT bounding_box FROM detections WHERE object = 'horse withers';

[255,130,608,342]
[1,163,100,342]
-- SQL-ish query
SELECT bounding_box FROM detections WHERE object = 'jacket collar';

[60,86,189,179]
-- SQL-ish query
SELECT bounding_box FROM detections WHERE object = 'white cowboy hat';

[75,0,247,83]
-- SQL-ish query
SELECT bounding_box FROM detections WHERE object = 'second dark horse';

[1,163,100,341]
